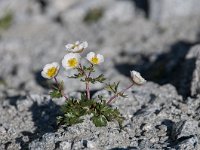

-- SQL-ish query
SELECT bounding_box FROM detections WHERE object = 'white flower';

[62,53,81,70]
[130,70,146,85]
[41,62,60,79]
[86,52,104,65]
[65,41,88,53]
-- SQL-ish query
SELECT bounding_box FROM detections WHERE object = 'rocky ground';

[0,0,200,149]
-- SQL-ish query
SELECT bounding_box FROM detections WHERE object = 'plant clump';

[41,41,146,128]
[83,8,104,24]
[0,11,13,31]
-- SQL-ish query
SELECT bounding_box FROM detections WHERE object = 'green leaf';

[105,81,120,94]
[81,93,87,100]
[97,95,104,101]
[84,74,106,84]
[95,74,106,83]
[83,8,104,24]
[91,115,107,127]
[83,65,94,72]
[50,89,62,98]
[67,73,84,79]
[57,97,124,128]
[57,116,64,125]
[0,11,13,30]
[115,82,120,93]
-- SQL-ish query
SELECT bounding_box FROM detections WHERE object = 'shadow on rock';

[5,95,26,108]
[115,40,197,98]
[162,120,198,149]
[34,70,55,89]
[15,98,60,149]
[109,146,138,150]
[131,0,149,17]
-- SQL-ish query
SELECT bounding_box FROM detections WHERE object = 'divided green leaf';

[50,81,64,98]
[106,81,120,94]
[50,89,62,98]
[57,96,124,128]
[92,115,107,127]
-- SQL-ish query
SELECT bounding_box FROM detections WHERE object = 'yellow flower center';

[68,58,78,68]
[91,56,99,64]
[72,44,78,49]
[47,67,57,77]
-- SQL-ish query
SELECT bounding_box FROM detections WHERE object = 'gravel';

[0,0,200,149]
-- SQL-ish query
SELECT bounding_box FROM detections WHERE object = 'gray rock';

[86,140,96,149]
[103,0,135,23]
[42,133,55,150]
[177,120,198,139]
[175,136,198,150]
[150,0,200,24]
[59,141,71,150]
[185,45,200,96]
[0,126,7,134]
[0,82,200,149]
[170,120,199,142]
[1,0,200,149]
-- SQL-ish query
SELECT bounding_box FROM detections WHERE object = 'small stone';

[87,140,96,149]
[0,126,6,134]
[177,120,198,139]
[142,124,152,131]
[150,0,200,24]
[186,45,200,96]
[150,137,159,143]
[22,136,29,143]
[175,136,198,150]
[59,141,71,150]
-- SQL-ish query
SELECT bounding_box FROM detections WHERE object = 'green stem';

[86,64,93,100]
[86,82,90,100]
[79,64,91,100]
[107,82,134,104]
[54,77,68,100]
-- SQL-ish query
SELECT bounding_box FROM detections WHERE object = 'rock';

[185,45,200,96]
[0,84,200,149]
[170,120,198,141]
[45,0,81,20]
[175,136,198,150]
[42,133,55,149]
[29,141,45,150]
[103,0,135,23]
[59,141,71,150]
[0,126,7,134]
[86,140,96,149]
[1,0,200,149]
[0,0,43,24]
[28,132,56,150]
[150,0,200,24]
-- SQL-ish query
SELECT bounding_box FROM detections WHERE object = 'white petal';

[64,53,78,59]
[41,70,49,79]
[75,41,80,45]
[62,58,68,69]
[52,62,60,69]
[130,70,146,85]
[62,55,71,69]
[78,45,83,50]
[86,52,95,61]
[74,53,81,60]
[65,44,74,50]
[97,54,104,63]
[62,62,71,69]
[62,53,81,69]
[81,41,88,49]
[74,46,80,52]
[43,64,51,71]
